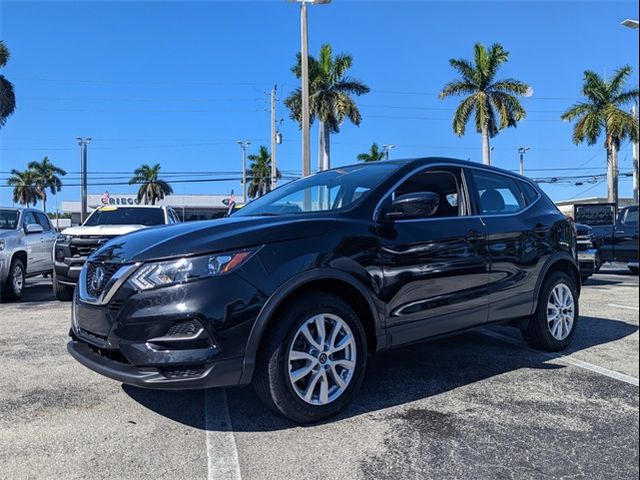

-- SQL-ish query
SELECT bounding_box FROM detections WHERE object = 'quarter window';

[471,171,526,215]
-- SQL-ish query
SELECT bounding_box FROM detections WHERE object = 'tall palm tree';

[561,66,639,205]
[27,156,66,212]
[247,146,281,199]
[285,44,370,171]
[0,40,16,128]
[357,143,386,162]
[7,169,41,206]
[439,42,531,165]
[128,163,173,205]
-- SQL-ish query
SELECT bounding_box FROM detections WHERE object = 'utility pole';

[633,103,639,204]
[270,85,278,191]
[76,137,91,223]
[237,141,251,204]
[383,144,395,161]
[518,147,530,176]
[300,1,310,180]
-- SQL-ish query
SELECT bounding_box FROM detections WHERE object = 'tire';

[53,271,74,301]
[522,271,579,352]
[253,292,368,423]
[628,266,639,275]
[2,258,26,301]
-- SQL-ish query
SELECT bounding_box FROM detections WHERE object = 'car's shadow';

[1,281,56,306]
[123,315,638,432]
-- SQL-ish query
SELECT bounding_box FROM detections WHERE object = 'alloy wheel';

[546,283,575,341]
[287,313,357,406]
[12,264,24,296]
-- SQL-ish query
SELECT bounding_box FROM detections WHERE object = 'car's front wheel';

[2,258,25,301]
[53,271,74,301]
[253,293,368,423]
[522,271,579,351]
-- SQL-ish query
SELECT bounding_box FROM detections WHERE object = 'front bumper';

[67,267,265,389]
[577,248,600,276]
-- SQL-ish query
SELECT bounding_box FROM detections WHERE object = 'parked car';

[573,203,638,275]
[53,205,180,301]
[0,207,57,301]
[575,223,601,283]
[67,158,580,423]
[598,205,638,275]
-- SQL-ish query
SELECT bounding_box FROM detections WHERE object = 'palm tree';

[439,42,531,165]
[247,146,281,199]
[285,44,370,171]
[561,66,639,205]
[27,156,66,212]
[7,169,41,206]
[0,40,16,128]
[357,143,386,162]
[128,163,173,205]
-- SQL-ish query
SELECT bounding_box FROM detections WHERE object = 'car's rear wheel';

[253,293,367,423]
[53,271,74,301]
[2,258,25,301]
[522,271,579,351]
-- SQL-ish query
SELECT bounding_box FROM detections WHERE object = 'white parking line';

[205,388,242,480]
[480,329,640,387]
[607,303,639,312]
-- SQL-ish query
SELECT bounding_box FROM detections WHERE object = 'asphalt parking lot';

[1,267,638,480]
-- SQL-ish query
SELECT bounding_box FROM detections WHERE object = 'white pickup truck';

[53,205,181,300]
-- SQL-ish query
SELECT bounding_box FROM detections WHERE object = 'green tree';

[357,143,386,162]
[439,42,531,165]
[247,146,281,199]
[7,169,41,206]
[285,44,370,171]
[27,156,66,212]
[0,40,16,128]
[561,66,639,205]
[128,163,173,205]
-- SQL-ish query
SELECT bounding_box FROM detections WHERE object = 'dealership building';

[61,193,231,225]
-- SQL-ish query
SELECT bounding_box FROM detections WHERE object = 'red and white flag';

[101,190,110,205]
[226,189,236,215]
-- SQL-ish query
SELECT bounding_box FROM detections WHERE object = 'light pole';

[76,137,91,223]
[270,85,278,191]
[622,19,639,203]
[382,144,395,161]
[290,0,331,180]
[237,141,251,204]
[518,147,530,176]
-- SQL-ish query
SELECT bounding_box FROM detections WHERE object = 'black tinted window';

[519,181,539,205]
[0,210,19,230]
[83,207,166,226]
[623,208,638,225]
[471,171,526,215]
[35,212,52,231]
[391,169,463,218]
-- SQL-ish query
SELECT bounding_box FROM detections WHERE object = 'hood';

[90,215,335,264]
[0,229,18,239]
[62,225,147,236]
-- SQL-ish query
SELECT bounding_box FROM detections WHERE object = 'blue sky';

[0,0,638,210]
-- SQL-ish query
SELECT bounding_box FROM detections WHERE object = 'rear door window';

[470,170,527,215]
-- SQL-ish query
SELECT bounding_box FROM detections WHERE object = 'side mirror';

[25,223,44,234]
[385,192,440,220]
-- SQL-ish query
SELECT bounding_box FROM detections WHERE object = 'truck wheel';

[253,293,368,423]
[53,271,74,301]
[522,271,579,352]
[629,266,639,275]
[2,258,26,301]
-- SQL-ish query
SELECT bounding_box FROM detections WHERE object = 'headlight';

[128,248,259,291]
[57,234,73,244]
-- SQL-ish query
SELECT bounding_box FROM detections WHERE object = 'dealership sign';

[88,194,141,207]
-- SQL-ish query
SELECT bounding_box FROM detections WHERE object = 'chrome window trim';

[373,162,542,223]
[78,262,141,305]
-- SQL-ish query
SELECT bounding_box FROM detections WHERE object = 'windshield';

[236,163,400,217]
[83,207,166,226]
[0,210,19,230]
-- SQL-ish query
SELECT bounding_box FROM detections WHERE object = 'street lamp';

[518,147,530,176]
[621,19,639,29]
[237,141,251,204]
[621,18,639,203]
[290,0,331,180]
[382,144,396,161]
[76,137,92,223]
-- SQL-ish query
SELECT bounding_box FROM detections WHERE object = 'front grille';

[87,343,131,364]
[160,367,205,379]
[69,236,114,257]
[108,299,125,313]
[86,261,121,297]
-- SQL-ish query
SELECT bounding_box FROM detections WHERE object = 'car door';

[376,166,489,346]
[21,211,46,273]
[34,212,56,271]
[467,169,547,322]
[613,206,638,263]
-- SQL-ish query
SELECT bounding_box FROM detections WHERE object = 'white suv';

[53,205,180,300]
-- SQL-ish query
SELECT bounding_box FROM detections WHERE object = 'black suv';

[68,158,580,423]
